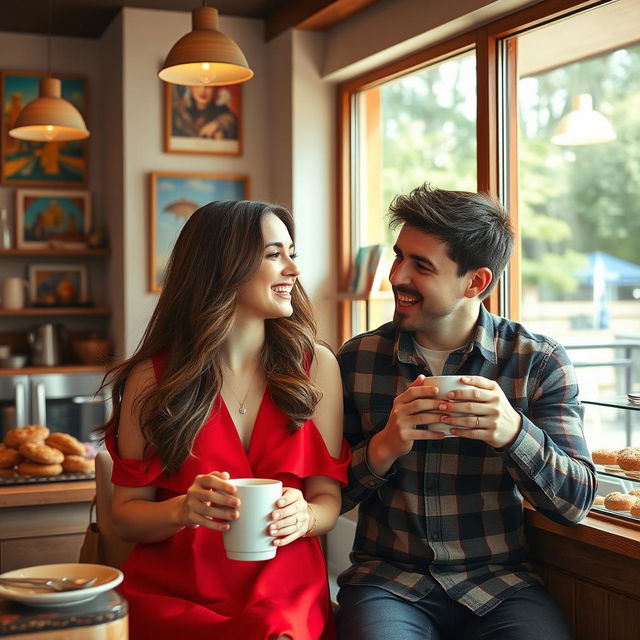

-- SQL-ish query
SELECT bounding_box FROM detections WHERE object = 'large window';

[339,0,640,525]
[345,48,477,333]
[511,8,640,455]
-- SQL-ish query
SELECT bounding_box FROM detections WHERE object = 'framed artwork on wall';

[0,71,89,187]
[149,171,248,292]
[16,188,91,249]
[28,263,88,307]
[163,82,242,156]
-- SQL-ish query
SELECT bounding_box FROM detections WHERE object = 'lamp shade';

[158,6,253,86]
[9,77,89,142]
[551,93,616,146]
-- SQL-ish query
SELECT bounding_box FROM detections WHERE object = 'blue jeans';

[336,583,572,640]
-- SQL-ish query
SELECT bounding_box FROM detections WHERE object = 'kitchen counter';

[0,480,95,509]
[0,480,95,573]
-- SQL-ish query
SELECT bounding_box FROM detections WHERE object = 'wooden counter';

[524,506,640,639]
[0,480,95,573]
[0,481,95,509]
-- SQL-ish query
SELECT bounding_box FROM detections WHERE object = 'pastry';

[62,455,95,473]
[46,432,86,456]
[18,441,64,465]
[4,425,50,449]
[628,488,640,497]
[591,448,619,466]
[603,491,635,511]
[617,447,640,471]
[17,461,63,477]
[593,495,605,506]
[0,447,23,469]
[630,498,640,519]
[0,467,18,478]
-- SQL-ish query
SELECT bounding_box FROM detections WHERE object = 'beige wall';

[0,0,543,358]
[118,8,273,355]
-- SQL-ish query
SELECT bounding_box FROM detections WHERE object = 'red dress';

[106,356,351,640]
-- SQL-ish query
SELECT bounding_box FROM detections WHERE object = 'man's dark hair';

[388,183,514,298]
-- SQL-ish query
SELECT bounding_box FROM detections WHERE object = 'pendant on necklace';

[239,406,247,415]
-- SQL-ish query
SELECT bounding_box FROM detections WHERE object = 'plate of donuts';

[0,426,96,485]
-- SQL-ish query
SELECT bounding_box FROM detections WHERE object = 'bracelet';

[304,503,317,537]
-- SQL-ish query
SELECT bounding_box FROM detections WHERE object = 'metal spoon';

[0,576,98,592]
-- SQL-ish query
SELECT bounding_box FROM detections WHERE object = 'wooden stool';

[0,589,127,639]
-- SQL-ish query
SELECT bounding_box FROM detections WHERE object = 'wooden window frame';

[337,0,613,343]
[336,0,640,549]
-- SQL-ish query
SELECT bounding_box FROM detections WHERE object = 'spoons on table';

[0,576,98,592]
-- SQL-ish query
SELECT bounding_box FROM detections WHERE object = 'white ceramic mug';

[1,277,28,310]
[423,375,471,437]
[222,478,283,561]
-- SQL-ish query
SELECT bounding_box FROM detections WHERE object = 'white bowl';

[0,563,123,607]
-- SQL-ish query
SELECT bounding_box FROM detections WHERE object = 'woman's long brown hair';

[98,201,322,474]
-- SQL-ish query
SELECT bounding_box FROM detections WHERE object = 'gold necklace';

[225,366,259,415]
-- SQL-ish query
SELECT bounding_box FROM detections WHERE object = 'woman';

[100,200,350,639]
[172,85,238,140]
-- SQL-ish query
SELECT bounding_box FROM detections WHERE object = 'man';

[336,184,596,640]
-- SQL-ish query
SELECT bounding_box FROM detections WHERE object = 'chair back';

[94,450,135,568]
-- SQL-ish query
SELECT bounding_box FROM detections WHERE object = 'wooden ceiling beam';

[265,0,377,41]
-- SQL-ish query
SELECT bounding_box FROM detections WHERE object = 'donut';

[0,467,18,478]
[603,491,636,511]
[617,447,640,471]
[18,441,64,465]
[17,461,63,477]
[46,432,86,456]
[62,455,95,473]
[631,499,640,519]
[591,448,620,466]
[0,447,23,469]
[593,495,605,506]
[4,425,50,449]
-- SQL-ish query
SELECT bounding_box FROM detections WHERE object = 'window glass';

[512,0,640,521]
[351,51,477,333]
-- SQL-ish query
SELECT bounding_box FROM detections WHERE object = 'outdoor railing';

[565,340,640,445]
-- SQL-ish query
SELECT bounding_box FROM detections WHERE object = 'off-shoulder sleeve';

[258,418,352,487]
[104,429,165,488]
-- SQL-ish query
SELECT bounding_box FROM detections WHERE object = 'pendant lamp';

[158,4,253,86]
[551,94,615,146]
[9,1,89,142]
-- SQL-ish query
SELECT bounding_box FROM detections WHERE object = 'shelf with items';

[0,364,108,375]
[0,307,111,317]
[0,248,109,258]
[584,397,640,525]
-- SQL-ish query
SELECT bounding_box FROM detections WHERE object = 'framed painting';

[1,71,89,187]
[16,188,91,249]
[28,263,88,307]
[149,171,248,292]
[163,83,242,156]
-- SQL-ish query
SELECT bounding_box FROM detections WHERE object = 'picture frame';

[28,263,88,307]
[149,171,249,292]
[16,189,91,249]
[163,82,242,156]
[1,71,89,187]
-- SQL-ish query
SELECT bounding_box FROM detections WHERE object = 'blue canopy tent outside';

[573,251,640,286]
[573,251,640,329]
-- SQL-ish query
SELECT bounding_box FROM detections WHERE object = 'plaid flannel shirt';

[337,306,596,615]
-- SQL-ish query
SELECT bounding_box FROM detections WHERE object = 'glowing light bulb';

[198,62,216,84]
[43,125,56,141]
